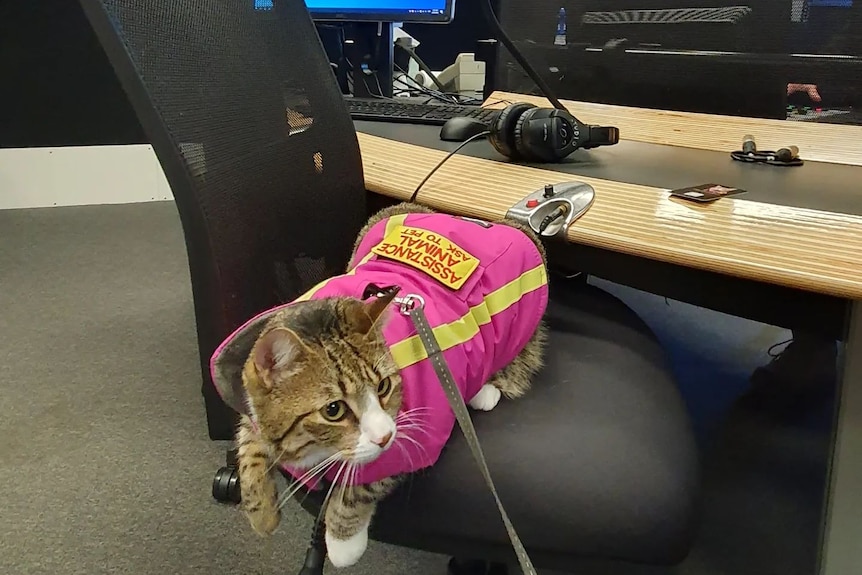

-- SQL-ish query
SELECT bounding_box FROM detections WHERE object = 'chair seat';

[301,279,700,569]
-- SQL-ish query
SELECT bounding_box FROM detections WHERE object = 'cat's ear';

[252,327,305,379]
[360,288,401,333]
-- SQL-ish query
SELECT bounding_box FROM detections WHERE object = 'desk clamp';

[505,181,595,239]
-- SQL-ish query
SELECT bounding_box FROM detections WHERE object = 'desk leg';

[820,300,862,575]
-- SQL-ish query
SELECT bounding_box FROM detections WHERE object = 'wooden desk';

[486,91,862,167]
[354,100,862,575]
[357,132,862,300]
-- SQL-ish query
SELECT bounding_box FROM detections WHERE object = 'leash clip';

[368,285,425,316]
[393,294,425,315]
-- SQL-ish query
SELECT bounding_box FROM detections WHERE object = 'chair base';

[212,447,242,504]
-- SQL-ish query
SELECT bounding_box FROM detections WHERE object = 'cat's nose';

[373,432,393,447]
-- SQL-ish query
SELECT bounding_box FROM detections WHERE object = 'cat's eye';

[322,400,348,422]
[377,377,392,397]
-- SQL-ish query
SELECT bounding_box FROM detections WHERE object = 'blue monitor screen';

[307,0,447,15]
[807,0,852,5]
[254,0,451,20]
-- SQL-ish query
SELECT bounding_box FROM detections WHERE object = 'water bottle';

[554,7,567,46]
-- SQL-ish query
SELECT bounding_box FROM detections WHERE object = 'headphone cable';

[296,496,328,575]
[730,148,803,166]
[410,131,492,203]
[478,0,568,112]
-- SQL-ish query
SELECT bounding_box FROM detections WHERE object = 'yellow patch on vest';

[371,224,480,290]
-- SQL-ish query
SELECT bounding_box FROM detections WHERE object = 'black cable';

[478,0,568,112]
[297,493,329,575]
[392,62,485,105]
[393,63,459,103]
[730,147,803,166]
[372,73,394,100]
[410,131,491,203]
[393,75,458,104]
[767,337,794,358]
[399,45,447,92]
[538,204,569,234]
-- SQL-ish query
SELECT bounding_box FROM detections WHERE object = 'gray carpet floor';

[0,201,835,575]
[0,202,443,575]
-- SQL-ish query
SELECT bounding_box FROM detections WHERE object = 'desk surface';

[354,128,862,300]
[487,91,862,167]
[357,121,861,217]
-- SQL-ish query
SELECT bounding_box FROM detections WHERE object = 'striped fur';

[235,202,548,566]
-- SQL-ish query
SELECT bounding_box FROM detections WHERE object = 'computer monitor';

[254,0,454,21]
[304,0,456,22]
[807,0,852,6]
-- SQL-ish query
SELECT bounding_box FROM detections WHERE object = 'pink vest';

[212,212,548,487]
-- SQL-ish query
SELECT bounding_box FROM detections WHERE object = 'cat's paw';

[468,384,502,411]
[246,506,281,536]
[326,524,369,568]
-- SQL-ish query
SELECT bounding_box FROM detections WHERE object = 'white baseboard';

[0,144,173,210]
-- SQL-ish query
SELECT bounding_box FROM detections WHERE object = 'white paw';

[468,384,502,411]
[326,524,369,568]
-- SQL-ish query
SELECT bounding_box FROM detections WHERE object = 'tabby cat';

[234,202,548,567]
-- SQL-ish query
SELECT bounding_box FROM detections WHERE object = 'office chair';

[78,0,700,572]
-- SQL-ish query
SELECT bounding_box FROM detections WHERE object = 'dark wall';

[0,0,489,149]
[0,0,146,149]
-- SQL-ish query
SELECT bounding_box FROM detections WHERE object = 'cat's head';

[242,292,403,470]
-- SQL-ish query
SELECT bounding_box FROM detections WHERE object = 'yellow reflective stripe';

[385,213,408,236]
[389,263,547,369]
[295,213,409,302]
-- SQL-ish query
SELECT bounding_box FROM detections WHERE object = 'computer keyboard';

[345,98,500,126]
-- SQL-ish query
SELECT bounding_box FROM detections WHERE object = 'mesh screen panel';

[79,0,366,437]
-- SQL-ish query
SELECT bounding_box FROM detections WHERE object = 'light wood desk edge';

[357,131,862,301]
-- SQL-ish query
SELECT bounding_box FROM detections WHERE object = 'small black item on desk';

[670,183,748,203]
[440,116,491,141]
[730,134,803,166]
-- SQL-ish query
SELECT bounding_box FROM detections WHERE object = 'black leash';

[403,296,537,575]
[297,292,537,575]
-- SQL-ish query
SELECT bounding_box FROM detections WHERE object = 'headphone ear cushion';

[489,103,535,160]
[513,107,542,162]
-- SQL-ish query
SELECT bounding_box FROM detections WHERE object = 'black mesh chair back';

[77,0,367,439]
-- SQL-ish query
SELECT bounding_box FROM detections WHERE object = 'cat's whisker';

[395,411,432,423]
[278,452,344,510]
[397,406,433,415]
[396,420,430,432]
[286,452,340,488]
[395,411,431,424]
[264,445,290,475]
[395,414,430,425]
[278,461,339,511]
[396,419,431,433]
[341,462,357,508]
[396,432,429,460]
[321,460,350,514]
[393,438,416,471]
[396,422,432,437]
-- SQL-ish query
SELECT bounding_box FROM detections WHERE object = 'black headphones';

[488,102,620,163]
